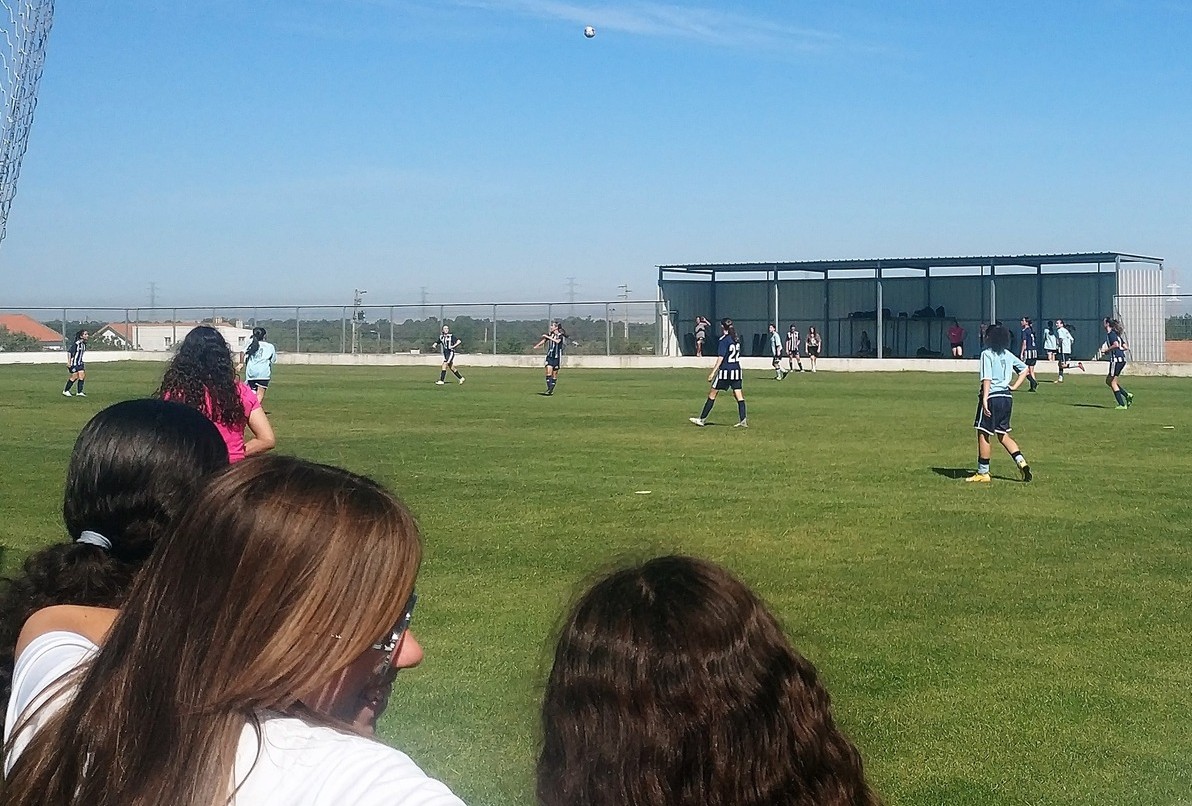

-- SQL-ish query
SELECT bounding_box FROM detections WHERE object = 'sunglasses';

[372,592,418,677]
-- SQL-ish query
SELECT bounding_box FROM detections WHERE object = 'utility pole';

[420,286,429,317]
[148,282,157,309]
[618,284,631,339]
[566,277,578,315]
[351,289,367,354]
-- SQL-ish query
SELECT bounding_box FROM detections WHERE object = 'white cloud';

[453,0,844,51]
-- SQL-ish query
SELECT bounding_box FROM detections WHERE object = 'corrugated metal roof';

[659,252,1163,274]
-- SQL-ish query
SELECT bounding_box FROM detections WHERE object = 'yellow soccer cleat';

[964,472,992,483]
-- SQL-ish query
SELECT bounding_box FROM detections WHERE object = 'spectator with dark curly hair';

[538,555,881,806]
[0,399,228,713]
[156,325,275,462]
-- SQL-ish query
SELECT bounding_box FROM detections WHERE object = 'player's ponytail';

[720,318,738,344]
[246,327,265,359]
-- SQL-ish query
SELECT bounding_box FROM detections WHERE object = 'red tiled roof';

[0,314,63,343]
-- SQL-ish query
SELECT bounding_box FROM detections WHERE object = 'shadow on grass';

[1072,403,1108,408]
[931,467,971,479]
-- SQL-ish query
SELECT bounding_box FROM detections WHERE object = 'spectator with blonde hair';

[3,455,465,806]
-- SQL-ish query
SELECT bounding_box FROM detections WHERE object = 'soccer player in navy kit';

[63,330,89,397]
[1095,317,1133,409]
[434,325,465,385]
[967,324,1032,483]
[689,318,748,428]
[785,324,805,373]
[534,321,567,395]
[1019,317,1039,392]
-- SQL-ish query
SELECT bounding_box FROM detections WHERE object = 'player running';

[63,330,88,397]
[689,318,748,428]
[768,324,785,380]
[1054,319,1083,382]
[534,320,567,395]
[1095,317,1133,409]
[1019,317,1040,392]
[966,323,1032,484]
[434,325,465,385]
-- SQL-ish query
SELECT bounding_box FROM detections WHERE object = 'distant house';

[0,313,65,349]
[93,320,254,352]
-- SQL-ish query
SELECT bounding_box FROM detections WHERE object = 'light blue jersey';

[980,348,1026,395]
[244,341,276,381]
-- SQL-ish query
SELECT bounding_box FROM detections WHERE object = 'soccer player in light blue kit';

[967,323,1033,483]
[767,324,785,380]
[689,318,748,428]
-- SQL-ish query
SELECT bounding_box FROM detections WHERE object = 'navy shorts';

[442,351,455,364]
[974,393,1014,435]
[713,378,743,391]
[1108,357,1126,377]
[68,363,84,374]
[807,345,820,357]
[545,358,560,369]
[1023,349,1037,366]
[1057,351,1069,365]
[247,378,270,390]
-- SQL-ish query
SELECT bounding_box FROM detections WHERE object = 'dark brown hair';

[538,556,880,806]
[156,325,245,428]
[3,455,421,806]
[0,399,228,712]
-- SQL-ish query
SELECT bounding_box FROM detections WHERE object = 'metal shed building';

[658,252,1165,362]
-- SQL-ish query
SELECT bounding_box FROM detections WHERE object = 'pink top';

[165,381,260,463]
[218,382,262,463]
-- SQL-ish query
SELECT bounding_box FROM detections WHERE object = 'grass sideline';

[1,362,1190,805]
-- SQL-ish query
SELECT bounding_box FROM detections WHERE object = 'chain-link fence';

[0,301,677,356]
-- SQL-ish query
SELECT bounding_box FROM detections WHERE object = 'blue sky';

[2,0,1191,307]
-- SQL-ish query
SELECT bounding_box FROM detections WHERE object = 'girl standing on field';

[806,327,822,371]
[689,318,747,428]
[1043,321,1058,362]
[1095,317,1133,409]
[785,324,805,373]
[533,321,567,395]
[156,325,276,463]
[966,324,1032,484]
[62,330,88,397]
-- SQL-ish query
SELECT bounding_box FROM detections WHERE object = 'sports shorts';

[974,392,1013,435]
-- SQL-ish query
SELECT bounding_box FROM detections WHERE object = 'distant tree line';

[36,316,657,354]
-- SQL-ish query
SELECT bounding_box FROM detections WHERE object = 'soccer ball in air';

[584,26,596,38]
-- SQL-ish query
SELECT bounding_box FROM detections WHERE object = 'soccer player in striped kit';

[967,323,1032,483]
[63,330,89,397]
[434,325,465,385]
[1095,317,1133,409]
[1019,317,1039,392]
[689,318,747,428]
[534,321,567,395]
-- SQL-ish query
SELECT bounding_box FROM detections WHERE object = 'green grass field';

[2,362,1189,805]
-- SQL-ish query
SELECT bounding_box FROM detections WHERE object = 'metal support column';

[296,308,301,352]
[876,262,884,359]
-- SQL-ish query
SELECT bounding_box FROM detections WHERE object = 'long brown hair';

[3,455,421,806]
[538,556,880,806]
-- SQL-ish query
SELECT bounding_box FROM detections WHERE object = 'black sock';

[699,398,715,419]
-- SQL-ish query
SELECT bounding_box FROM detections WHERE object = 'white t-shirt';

[4,631,467,805]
